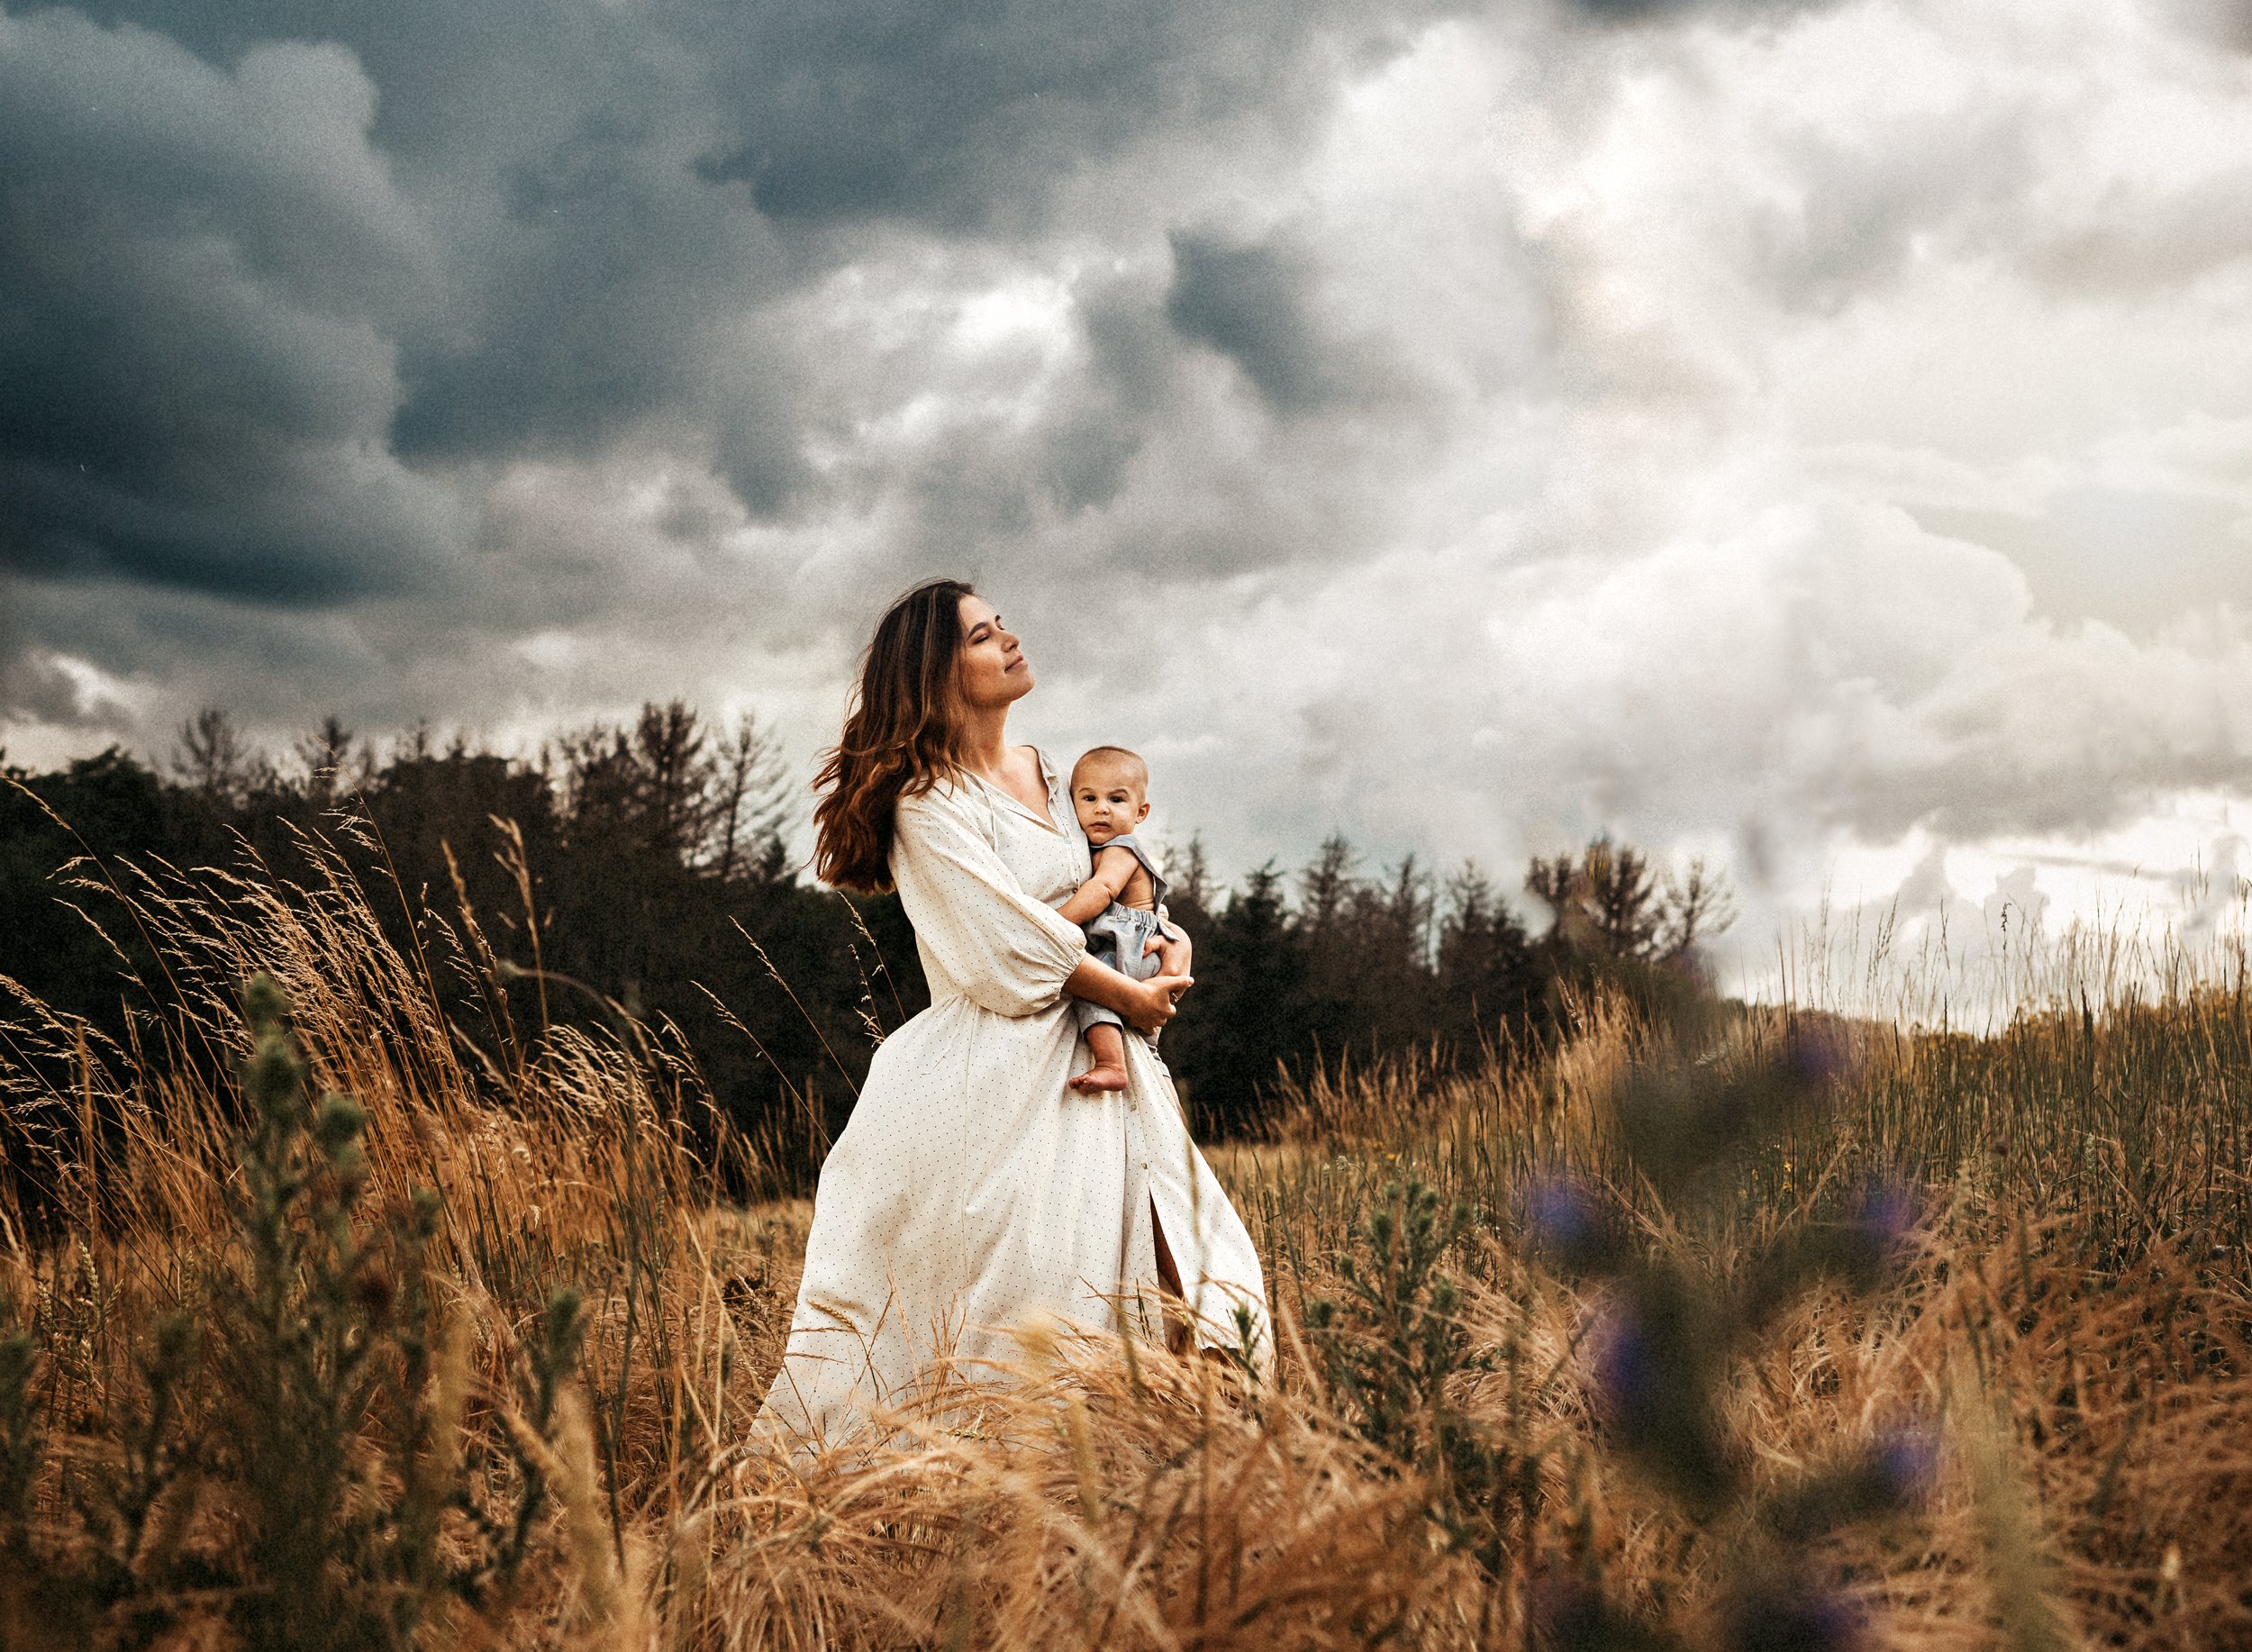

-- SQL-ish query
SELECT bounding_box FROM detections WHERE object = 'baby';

[1056,745,1174,1094]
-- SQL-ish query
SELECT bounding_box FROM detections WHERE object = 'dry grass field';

[1,832,2247,1648]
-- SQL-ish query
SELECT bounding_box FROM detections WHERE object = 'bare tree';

[294,714,363,806]
[712,712,790,881]
[1168,831,1215,918]
[549,700,788,873]
[1660,856,1738,961]
[1524,851,1582,943]
[174,707,268,805]
[1583,838,1663,958]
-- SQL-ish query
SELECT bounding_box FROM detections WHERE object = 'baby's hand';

[1147,925,1193,977]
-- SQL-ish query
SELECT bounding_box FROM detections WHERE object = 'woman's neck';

[958,703,1012,780]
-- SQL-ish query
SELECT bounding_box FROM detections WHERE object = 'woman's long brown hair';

[813,577,976,892]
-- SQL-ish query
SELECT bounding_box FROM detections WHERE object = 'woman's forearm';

[1064,955,1138,1012]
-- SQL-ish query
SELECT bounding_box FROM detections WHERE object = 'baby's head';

[1070,746,1150,846]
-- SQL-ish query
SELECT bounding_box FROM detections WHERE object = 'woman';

[754,578,1270,1450]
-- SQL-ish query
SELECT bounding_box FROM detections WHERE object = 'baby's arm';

[1056,845,1140,925]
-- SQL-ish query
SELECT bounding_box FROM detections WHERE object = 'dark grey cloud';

[1,0,1459,626]
[7,0,2252,955]
[1166,231,1344,413]
[0,9,452,602]
[1032,285,1179,513]
[386,125,794,490]
[0,0,1480,783]
[692,0,1438,230]
[0,579,91,736]
[1563,0,1824,19]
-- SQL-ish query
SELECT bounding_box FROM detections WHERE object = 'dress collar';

[967,746,1067,837]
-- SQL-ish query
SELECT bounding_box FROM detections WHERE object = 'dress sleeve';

[891,785,1087,1017]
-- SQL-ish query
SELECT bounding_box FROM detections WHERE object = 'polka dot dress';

[754,749,1271,1450]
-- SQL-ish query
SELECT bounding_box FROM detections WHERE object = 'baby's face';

[1072,762,1149,845]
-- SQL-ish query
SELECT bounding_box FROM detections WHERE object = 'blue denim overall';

[1075,832,1168,1044]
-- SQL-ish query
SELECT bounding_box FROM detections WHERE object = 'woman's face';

[956,594,1033,710]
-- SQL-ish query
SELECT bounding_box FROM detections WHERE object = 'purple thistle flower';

[1524,1176,1597,1248]
[1727,1580,1864,1652]
[1590,1306,1656,1421]
[1853,1177,1921,1251]
[1869,1421,1939,1507]
[1522,1175,1620,1271]
[1784,1026,1851,1093]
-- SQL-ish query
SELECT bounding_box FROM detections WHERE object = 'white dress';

[755,749,1271,1449]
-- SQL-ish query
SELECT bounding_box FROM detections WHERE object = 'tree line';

[2,703,1732,1166]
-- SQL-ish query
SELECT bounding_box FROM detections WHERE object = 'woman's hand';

[1121,971,1193,1034]
[1063,949,1192,1032]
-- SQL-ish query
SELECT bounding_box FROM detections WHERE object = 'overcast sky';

[5,0,2252,977]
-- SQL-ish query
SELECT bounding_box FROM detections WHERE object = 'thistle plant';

[215,973,595,1647]
[1524,1012,1934,1652]
[1308,1177,1548,1594]
[0,976,604,1649]
[217,973,385,1648]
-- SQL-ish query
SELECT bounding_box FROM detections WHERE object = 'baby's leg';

[1069,1021,1131,1094]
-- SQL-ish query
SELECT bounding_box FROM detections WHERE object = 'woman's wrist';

[1063,956,1185,1031]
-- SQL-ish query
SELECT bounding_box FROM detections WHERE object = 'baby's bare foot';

[1069,1061,1129,1094]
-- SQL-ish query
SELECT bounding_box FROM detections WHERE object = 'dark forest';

[2,703,1730,1173]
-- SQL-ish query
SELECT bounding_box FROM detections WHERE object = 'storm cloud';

[6,0,2252,964]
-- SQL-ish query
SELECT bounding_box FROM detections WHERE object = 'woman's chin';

[964,671,1034,709]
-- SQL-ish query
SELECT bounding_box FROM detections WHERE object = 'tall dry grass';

[0,825,2246,1647]
[1233,970,2251,1304]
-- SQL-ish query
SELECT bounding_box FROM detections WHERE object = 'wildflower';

[1724,1578,1863,1652]
[1853,1178,1919,1249]
[1836,1177,1921,1286]
[1768,1421,1940,1541]
[1590,1306,1657,1421]
[1867,1421,1939,1507]
[1521,1176,1621,1273]
[1589,1293,1733,1510]
[1784,1026,1851,1093]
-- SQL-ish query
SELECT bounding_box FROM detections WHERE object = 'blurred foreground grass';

[0,835,2247,1648]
